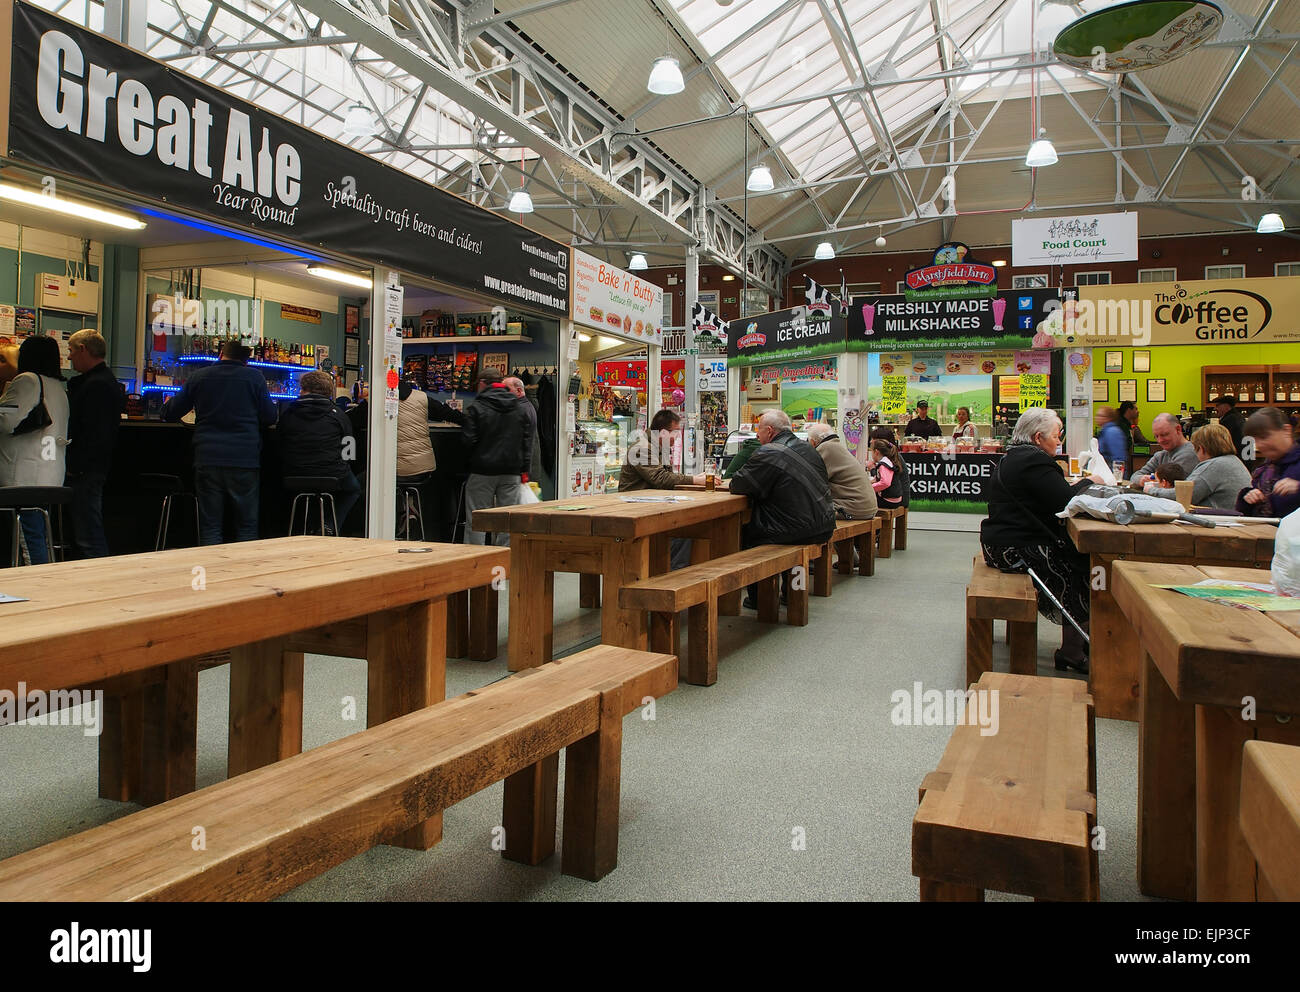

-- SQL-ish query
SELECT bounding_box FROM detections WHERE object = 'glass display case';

[575,417,630,493]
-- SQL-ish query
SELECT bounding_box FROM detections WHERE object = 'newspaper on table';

[619,494,693,503]
[1058,492,1187,523]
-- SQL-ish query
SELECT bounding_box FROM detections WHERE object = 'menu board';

[881,376,908,416]
[572,249,663,346]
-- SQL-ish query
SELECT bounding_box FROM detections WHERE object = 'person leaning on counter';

[905,400,941,438]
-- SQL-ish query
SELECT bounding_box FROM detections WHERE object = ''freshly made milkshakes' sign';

[4,2,569,315]
[847,288,1062,352]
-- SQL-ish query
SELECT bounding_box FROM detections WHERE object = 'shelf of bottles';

[400,309,533,342]
[141,332,330,401]
[1203,366,1300,411]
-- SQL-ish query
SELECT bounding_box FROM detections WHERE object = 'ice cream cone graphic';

[1068,351,1091,383]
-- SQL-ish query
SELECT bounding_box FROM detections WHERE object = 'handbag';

[10,374,53,436]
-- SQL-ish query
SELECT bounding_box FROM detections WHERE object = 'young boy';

[1154,462,1187,488]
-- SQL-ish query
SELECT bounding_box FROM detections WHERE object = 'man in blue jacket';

[163,340,278,544]
[1095,405,1129,476]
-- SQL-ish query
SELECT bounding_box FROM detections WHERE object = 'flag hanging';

[803,275,833,317]
[691,301,729,344]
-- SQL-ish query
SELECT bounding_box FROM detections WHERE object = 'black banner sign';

[904,451,1000,511]
[6,3,569,315]
[726,303,846,368]
[847,288,1063,352]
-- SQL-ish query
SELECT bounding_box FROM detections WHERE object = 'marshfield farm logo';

[736,324,766,349]
[904,242,997,300]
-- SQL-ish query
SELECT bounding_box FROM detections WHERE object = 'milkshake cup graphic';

[861,302,876,336]
[992,296,1007,331]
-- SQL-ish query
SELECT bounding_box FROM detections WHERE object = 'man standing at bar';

[463,368,531,545]
[163,340,278,545]
[66,330,124,557]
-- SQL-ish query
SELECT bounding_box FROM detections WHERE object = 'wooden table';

[0,537,507,850]
[473,492,748,672]
[1068,517,1277,721]
[1111,560,1300,901]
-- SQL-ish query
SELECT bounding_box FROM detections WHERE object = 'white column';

[557,318,576,497]
[366,270,399,539]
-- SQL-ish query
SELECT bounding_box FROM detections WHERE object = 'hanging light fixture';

[875,227,887,248]
[647,56,684,95]
[1258,212,1285,234]
[342,103,378,139]
[814,242,835,260]
[747,165,774,192]
[1025,127,1058,168]
[507,189,534,214]
[629,252,648,270]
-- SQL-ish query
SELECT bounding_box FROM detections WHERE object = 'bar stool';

[396,472,433,541]
[285,476,340,536]
[0,486,73,565]
[139,474,200,551]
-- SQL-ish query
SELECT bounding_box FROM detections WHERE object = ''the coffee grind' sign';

[5,2,570,316]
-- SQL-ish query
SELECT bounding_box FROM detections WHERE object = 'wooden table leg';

[1138,651,1196,900]
[711,513,742,616]
[446,590,469,659]
[509,536,553,671]
[578,573,601,609]
[468,585,498,661]
[1008,621,1036,675]
[1196,705,1300,901]
[137,658,199,806]
[228,638,304,779]
[99,688,144,802]
[367,599,445,850]
[601,537,650,649]
[686,597,718,686]
[502,752,559,866]
[562,684,623,881]
[1088,555,1140,722]
[650,535,671,577]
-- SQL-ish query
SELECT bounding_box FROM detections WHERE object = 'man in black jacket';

[728,410,835,608]
[463,368,532,545]
[277,371,359,532]
[66,330,124,557]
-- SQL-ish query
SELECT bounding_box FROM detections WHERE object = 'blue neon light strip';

[175,355,314,373]
[137,207,324,261]
[142,384,298,400]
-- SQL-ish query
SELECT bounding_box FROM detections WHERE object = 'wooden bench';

[913,672,1098,901]
[618,544,810,687]
[1240,740,1300,901]
[875,506,906,558]
[966,557,1038,685]
[0,645,677,900]
[811,516,879,596]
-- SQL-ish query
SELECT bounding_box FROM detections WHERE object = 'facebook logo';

[1018,315,1034,329]
[1018,296,1033,310]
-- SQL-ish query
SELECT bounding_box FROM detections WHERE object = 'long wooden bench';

[1240,740,1300,901]
[966,557,1038,685]
[810,516,879,596]
[0,645,677,900]
[618,544,810,687]
[913,672,1098,901]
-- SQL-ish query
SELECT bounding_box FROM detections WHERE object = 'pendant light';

[814,242,835,260]
[629,252,648,270]
[1258,212,1285,234]
[1025,128,1058,168]
[746,165,774,192]
[342,103,378,139]
[647,56,684,95]
[508,146,533,213]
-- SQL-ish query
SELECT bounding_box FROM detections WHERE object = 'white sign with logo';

[571,249,664,346]
[697,358,727,392]
[1012,212,1138,267]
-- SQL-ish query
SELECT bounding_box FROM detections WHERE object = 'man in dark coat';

[277,370,359,531]
[463,369,532,545]
[66,330,124,557]
[728,409,835,609]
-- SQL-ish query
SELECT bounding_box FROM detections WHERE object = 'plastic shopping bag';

[1079,438,1116,486]
[1273,507,1300,596]
[518,482,540,504]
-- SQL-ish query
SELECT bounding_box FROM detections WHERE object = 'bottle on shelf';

[1291,378,1300,403]
[1238,381,1249,404]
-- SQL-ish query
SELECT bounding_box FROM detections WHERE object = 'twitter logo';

[1018,296,1033,310]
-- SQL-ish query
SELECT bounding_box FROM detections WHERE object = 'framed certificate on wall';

[1118,379,1137,402]
[1092,379,1109,402]
[1147,378,1166,403]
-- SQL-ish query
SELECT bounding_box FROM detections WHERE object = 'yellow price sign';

[1019,373,1048,411]
[881,375,908,416]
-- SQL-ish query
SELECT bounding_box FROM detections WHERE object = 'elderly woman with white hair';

[979,408,1104,674]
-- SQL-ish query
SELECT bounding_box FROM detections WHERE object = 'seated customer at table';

[728,410,835,609]
[1237,407,1300,518]
[277,371,360,533]
[980,408,1105,675]
[1130,413,1199,487]
[806,422,876,520]
[1153,462,1187,489]
[866,439,907,509]
[1144,425,1251,510]
[620,408,706,492]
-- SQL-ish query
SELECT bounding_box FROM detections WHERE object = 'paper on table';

[619,494,692,503]
[0,592,28,604]
[1153,579,1300,612]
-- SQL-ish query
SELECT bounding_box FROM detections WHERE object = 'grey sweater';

[1149,454,1252,510]
[1132,440,1199,484]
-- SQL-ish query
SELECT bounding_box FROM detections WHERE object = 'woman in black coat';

[980,408,1104,674]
